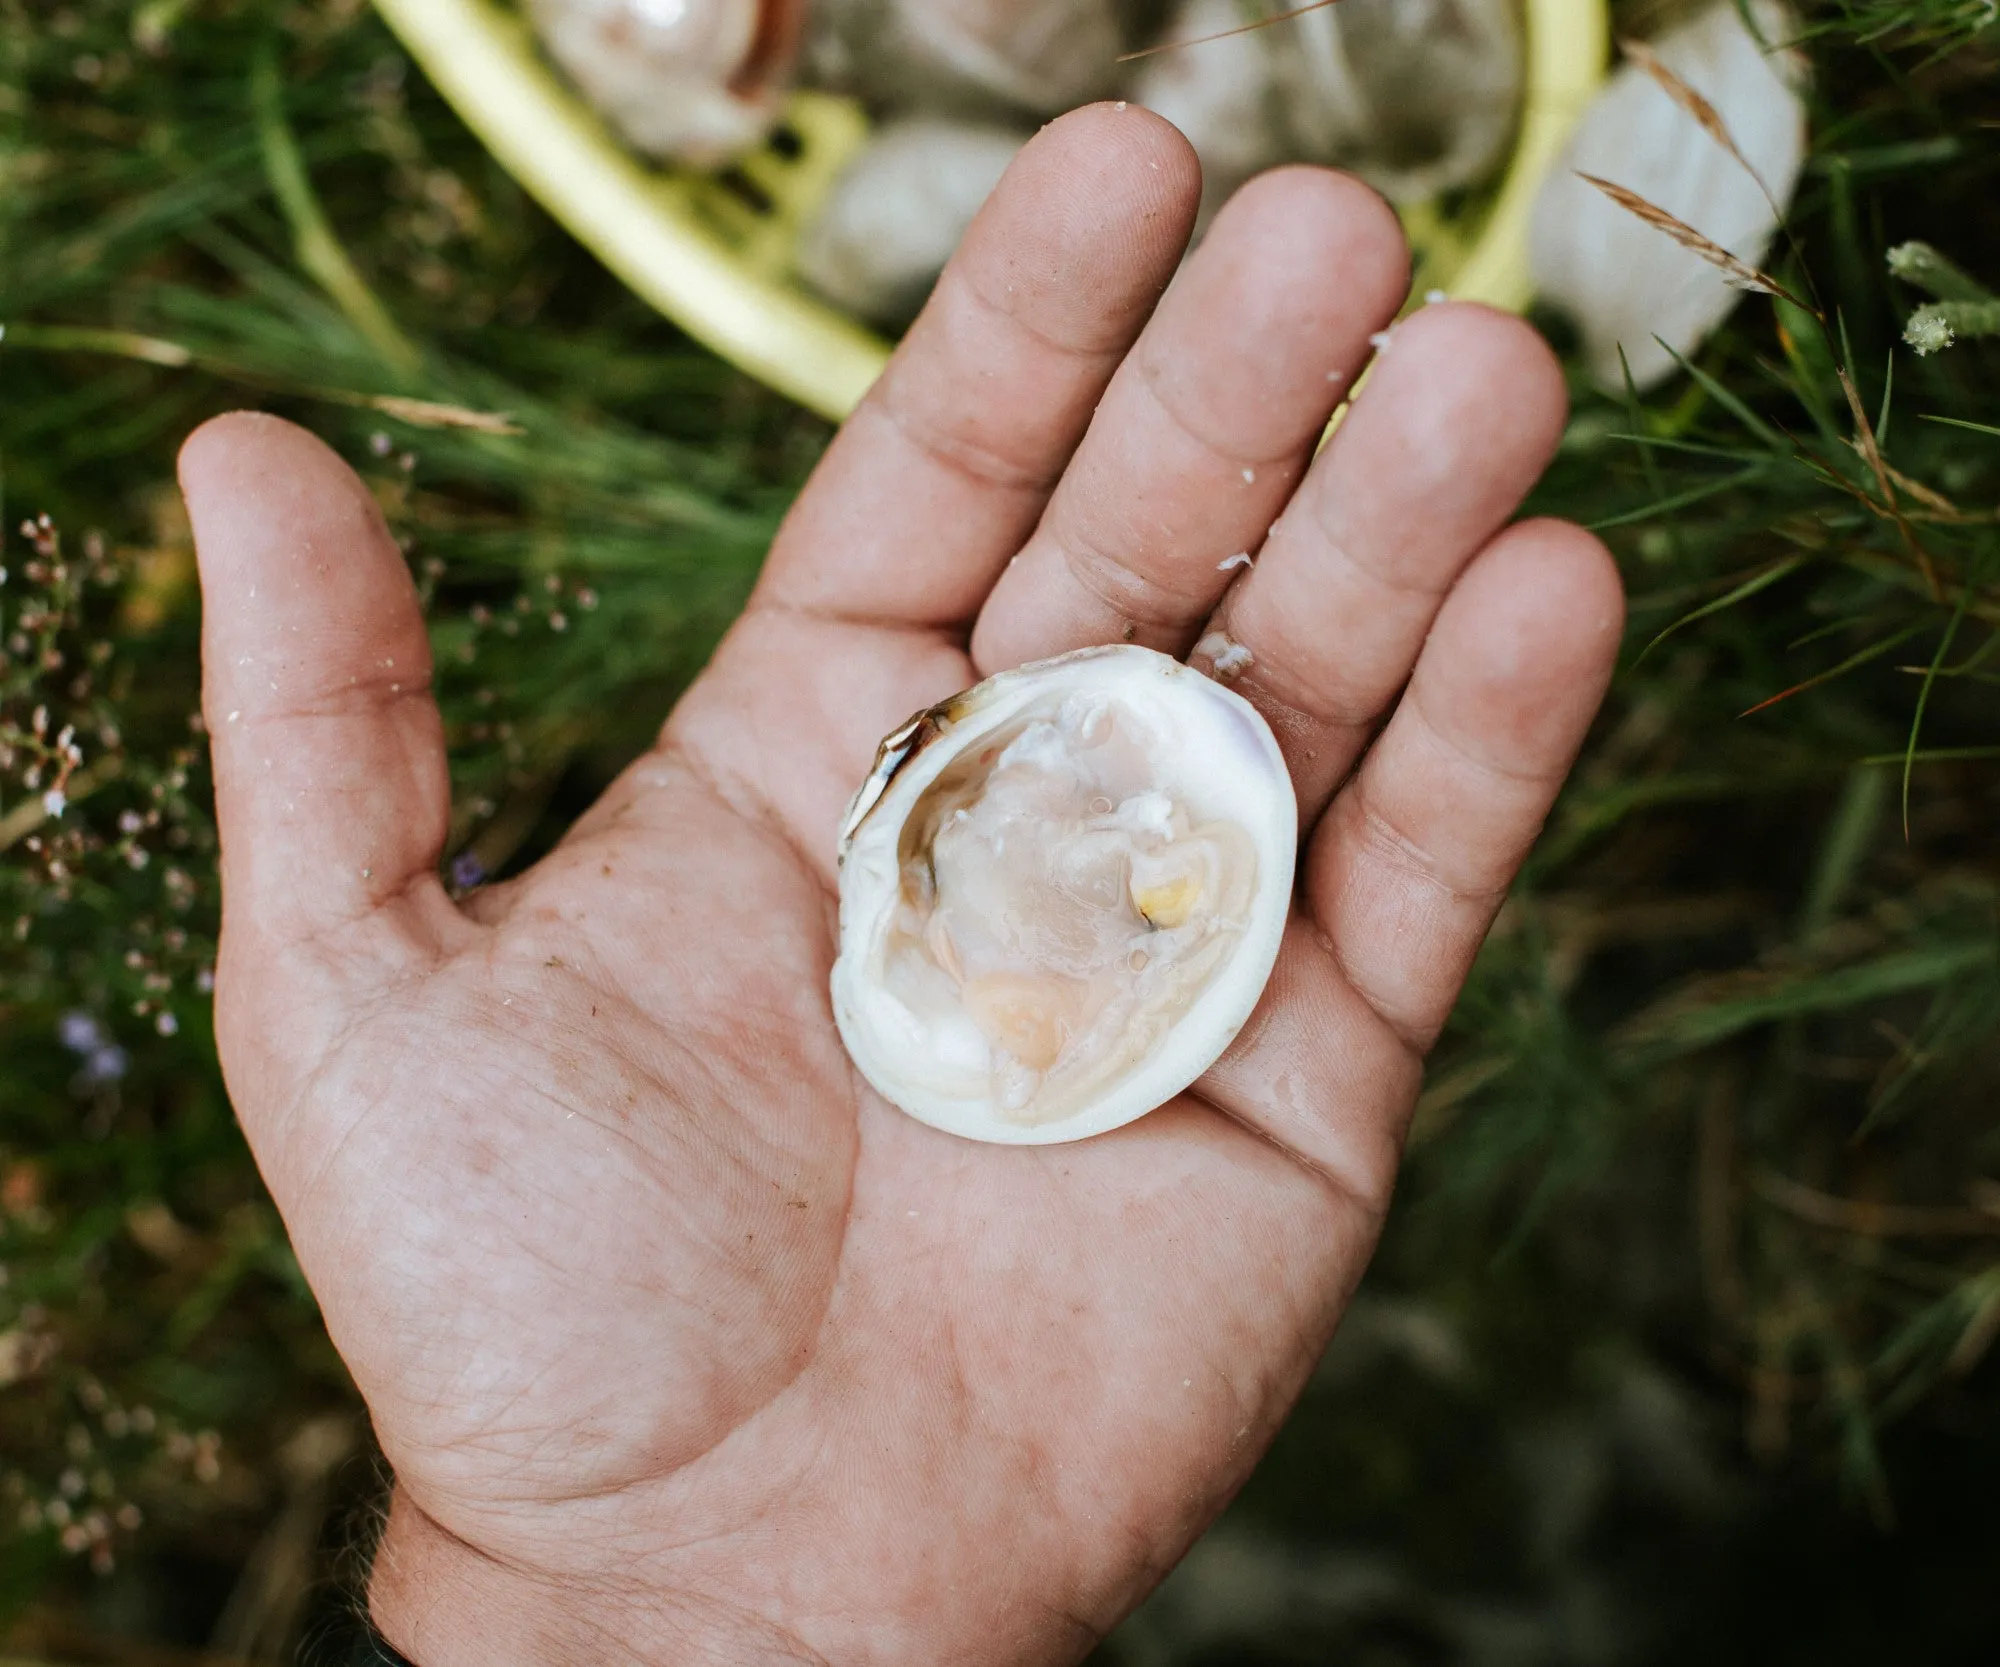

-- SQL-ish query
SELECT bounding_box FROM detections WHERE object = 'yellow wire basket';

[372,0,1609,423]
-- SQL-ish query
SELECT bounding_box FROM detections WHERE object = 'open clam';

[832,646,1296,1145]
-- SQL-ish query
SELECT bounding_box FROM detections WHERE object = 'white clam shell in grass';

[833,645,1296,1146]
[1529,0,1809,392]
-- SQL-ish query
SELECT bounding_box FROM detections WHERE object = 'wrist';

[367,1487,824,1667]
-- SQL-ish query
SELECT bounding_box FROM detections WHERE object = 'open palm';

[183,110,1622,1666]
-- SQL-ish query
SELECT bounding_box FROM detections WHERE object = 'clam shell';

[527,0,803,165]
[1132,0,1523,216]
[833,646,1296,1146]
[806,0,1128,120]
[1268,0,1524,204]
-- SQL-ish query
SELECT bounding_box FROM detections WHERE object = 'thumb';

[182,412,454,960]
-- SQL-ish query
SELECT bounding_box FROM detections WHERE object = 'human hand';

[180,107,1622,1666]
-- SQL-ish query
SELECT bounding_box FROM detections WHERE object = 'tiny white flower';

[1905,311,1956,355]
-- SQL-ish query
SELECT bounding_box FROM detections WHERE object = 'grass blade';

[1590,463,1773,531]
[1899,565,1981,837]
[1635,553,1807,662]
[1739,622,1926,716]
[1656,337,1791,451]
[1921,413,2000,441]
[251,37,421,380]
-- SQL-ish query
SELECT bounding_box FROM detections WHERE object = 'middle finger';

[969,166,1410,676]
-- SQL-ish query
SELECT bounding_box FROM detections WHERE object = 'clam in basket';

[370,0,1609,423]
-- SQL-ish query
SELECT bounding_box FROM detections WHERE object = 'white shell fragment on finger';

[832,646,1296,1146]
[526,0,803,166]
[1528,0,1809,391]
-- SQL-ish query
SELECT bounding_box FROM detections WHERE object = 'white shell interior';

[833,646,1296,1145]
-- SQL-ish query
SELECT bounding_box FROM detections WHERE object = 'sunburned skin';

[878,696,1257,1122]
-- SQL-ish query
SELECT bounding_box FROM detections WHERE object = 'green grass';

[2,0,1997,1659]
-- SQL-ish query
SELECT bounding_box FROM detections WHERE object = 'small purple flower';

[449,851,487,892]
[80,1046,129,1088]
[58,1012,104,1055]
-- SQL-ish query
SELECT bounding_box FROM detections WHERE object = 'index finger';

[751,104,1200,634]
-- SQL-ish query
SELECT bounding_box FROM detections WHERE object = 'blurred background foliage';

[0,0,1995,1662]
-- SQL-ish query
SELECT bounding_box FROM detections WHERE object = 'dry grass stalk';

[1753,1168,2000,1238]
[357,394,524,434]
[1946,1280,2000,1378]
[1618,35,1775,204]
[1834,361,1939,596]
[1574,172,1810,311]
[1875,456,1960,517]
[1115,0,1343,63]
[1607,10,1944,624]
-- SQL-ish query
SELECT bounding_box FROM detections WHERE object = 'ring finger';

[969,166,1411,676]
[1189,302,1571,830]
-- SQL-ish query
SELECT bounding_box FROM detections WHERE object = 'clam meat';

[832,646,1296,1145]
